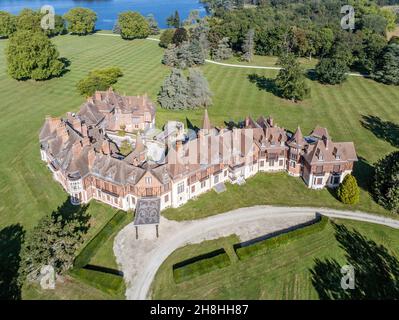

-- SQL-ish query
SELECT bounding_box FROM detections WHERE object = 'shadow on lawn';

[310,222,399,299]
[361,115,399,148]
[0,224,25,300]
[352,156,374,192]
[248,74,278,96]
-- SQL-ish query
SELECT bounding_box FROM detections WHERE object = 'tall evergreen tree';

[158,69,189,109]
[187,69,213,108]
[212,37,232,61]
[337,174,360,205]
[146,14,160,35]
[167,10,181,28]
[275,53,310,102]
[242,28,255,62]
[373,43,399,85]
[372,151,399,213]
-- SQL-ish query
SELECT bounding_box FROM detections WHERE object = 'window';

[314,177,323,185]
[269,160,275,167]
[164,194,169,203]
[191,185,195,193]
[113,197,118,204]
[224,170,227,177]
[290,153,297,161]
[201,180,206,189]
[331,175,340,185]
[146,188,153,196]
[112,185,117,193]
[260,161,265,167]
[145,177,152,185]
[214,175,219,184]
[333,165,341,172]
[316,166,323,174]
[279,159,284,166]
[177,182,184,194]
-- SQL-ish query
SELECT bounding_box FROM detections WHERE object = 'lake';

[0,0,206,30]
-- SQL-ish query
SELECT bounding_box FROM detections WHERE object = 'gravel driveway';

[113,206,399,300]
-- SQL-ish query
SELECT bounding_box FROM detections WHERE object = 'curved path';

[113,206,399,300]
[94,34,367,77]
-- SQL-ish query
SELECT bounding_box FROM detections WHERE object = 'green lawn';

[151,219,399,299]
[0,33,398,299]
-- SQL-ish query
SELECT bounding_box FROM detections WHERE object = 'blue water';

[0,0,206,30]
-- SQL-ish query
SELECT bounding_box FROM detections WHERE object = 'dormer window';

[316,148,324,161]
[333,147,341,160]
[145,176,152,185]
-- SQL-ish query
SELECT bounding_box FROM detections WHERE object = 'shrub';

[173,249,230,283]
[337,174,360,205]
[159,29,175,48]
[315,57,349,85]
[372,151,399,213]
[118,11,150,40]
[172,27,188,45]
[0,11,16,38]
[64,7,97,35]
[77,67,123,97]
[236,216,329,260]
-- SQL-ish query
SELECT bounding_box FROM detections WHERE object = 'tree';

[6,30,64,81]
[212,37,232,61]
[77,67,123,96]
[119,140,133,156]
[275,53,310,102]
[361,14,388,35]
[315,57,349,85]
[158,68,212,109]
[242,28,255,62]
[372,151,399,213]
[172,27,189,45]
[146,14,159,35]
[373,43,399,85]
[162,40,204,69]
[190,19,210,57]
[15,9,42,32]
[64,7,97,35]
[187,69,213,108]
[159,28,175,48]
[184,10,200,26]
[337,174,360,205]
[358,31,387,73]
[167,10,181,28]
[118,11,150,40]
[158,68,189,109]
[0,11,16,38]
[19,201,90,282]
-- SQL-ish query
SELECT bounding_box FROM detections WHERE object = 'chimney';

[101,140,110,155]
[176,140,183,155]
[71,118,81,133]
[95,91,102,101]
[82,136,90,147]
[87,97,94,104]
[81,123,88,137]
[72,141,82,158]
[88,148,96,169]
[47,116,61,132]
[56,125,69,144]
[268,116,274,127]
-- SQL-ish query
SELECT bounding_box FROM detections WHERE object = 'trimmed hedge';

[235,216,329,260]
[74,210,130,268]
[173,249,231,284]
[70,267,125,298]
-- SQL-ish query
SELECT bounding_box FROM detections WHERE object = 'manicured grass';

[151,219,399,299]
[235,216,328,260]
[0,33,398,299]
[223,54,319,69]
[163,173,391,221]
